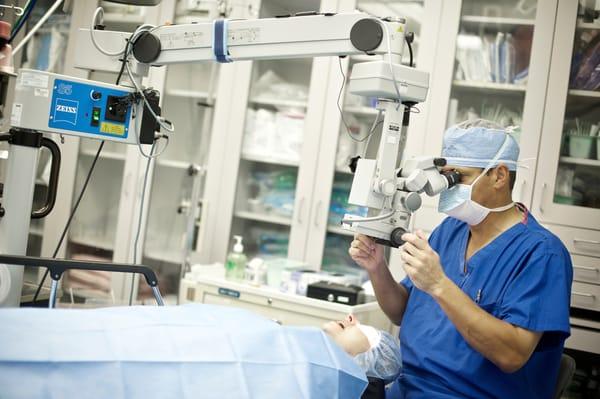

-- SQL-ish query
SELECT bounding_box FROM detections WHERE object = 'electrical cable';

[8,0,37,43]
[89,7,127,56]
[129,142,156,305]
[336,57,382,143]
[31,141,105,303]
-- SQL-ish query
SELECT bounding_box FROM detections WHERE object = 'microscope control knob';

[402,192,422,212]
[390,227,407,248]
[91,91,102,101]
[379,180,396,196]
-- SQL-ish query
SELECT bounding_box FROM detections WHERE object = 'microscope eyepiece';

[441,170,461,188]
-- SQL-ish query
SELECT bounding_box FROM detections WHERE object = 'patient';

[323,314,402,384]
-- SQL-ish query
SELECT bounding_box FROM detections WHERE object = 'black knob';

[349,156,361,174]
[433,157,447,167]
[0,206,5,218]
[390,227,407,248]
[91,91,102,100]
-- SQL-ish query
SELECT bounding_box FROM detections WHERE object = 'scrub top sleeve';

[498,249,572,339]
[399,275,413,293]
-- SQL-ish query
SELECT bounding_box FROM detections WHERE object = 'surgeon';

[349,119,573,398]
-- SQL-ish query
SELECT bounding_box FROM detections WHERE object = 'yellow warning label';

[100,122,126,136]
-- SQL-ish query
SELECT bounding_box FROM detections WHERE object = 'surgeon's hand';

[400,230,448,296]
[349,234,386,273]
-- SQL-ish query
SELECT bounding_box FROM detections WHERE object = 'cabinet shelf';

[248,97,307,109]
[327,225,354,237]
[241,152,299,167]
[165,89,210,99]
[452,80,527,93]
[81,149,126,161]
[568,89,600,99]
[560,157,600,167]
[234,210,292,226]
[460,15,535,26]
[69,235,114,252]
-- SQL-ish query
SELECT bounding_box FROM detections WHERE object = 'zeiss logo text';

[56,105,77,113]
[53,98,79,125]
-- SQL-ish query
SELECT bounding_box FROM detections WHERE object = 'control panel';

[48,79,134,140]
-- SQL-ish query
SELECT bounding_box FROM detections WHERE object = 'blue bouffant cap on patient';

[442,119,520,171]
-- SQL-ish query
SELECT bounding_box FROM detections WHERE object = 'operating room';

[0,0,599,398]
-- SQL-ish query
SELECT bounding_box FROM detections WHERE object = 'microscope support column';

[0,138,40,307]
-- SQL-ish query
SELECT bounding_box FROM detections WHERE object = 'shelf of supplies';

[568,89,600,99]
[234,210,292,226]
[344,105,379,117]
[241,152,299,167]
[460,16,535,26]
[81,149,126,161]
[69,235,114,252]
[327,225,354,237]
[452,80,527,93]
[577,21,600,30]
[248,97,307,109]
[559,157,600,167]
[165,89,209,99]
[156,158,191,169]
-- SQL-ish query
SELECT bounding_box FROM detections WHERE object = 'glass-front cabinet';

[413,0,556,231]
[223,0,326,261]
[534,0,600,230]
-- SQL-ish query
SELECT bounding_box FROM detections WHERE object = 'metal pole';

[151,286,164,306]
[48,279,58,308]
[13,0,65,55]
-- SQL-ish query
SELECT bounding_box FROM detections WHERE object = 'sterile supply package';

[0,304,368,399]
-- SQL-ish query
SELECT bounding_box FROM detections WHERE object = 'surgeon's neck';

[469,204,522,246]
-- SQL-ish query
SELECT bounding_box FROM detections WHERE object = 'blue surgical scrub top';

[391,209,572,399]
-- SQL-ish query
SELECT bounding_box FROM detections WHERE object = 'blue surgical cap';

[441,120,520,171]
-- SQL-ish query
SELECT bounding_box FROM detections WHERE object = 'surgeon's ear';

[493,164,510,190]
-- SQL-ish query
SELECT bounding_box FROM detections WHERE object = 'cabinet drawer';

[546,224,600,258]
[572,282,600,312]
[572,255,600,285]
[565,326,600,355]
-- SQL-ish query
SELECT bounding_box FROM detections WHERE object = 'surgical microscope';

[0,2,460,307]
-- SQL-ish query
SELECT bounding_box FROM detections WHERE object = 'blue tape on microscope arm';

[213,19,233,63]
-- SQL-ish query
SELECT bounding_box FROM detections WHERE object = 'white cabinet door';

[532,0,600,230]
[208,0,337,264]
[414,0,559,231]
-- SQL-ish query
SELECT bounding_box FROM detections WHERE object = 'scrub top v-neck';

[391,209,572,399]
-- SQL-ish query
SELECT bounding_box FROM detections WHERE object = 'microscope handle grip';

[31,137,61,219]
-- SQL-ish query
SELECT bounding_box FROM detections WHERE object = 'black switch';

[105,95,128,123]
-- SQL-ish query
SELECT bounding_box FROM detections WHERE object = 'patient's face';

[322,314,370,356]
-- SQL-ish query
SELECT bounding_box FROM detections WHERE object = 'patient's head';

[322,314,371,356]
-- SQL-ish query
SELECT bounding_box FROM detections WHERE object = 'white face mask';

[438,135,515,225]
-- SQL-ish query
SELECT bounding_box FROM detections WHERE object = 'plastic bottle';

[225,236,247,281]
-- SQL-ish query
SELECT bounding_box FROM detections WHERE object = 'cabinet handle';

[573,238,600,246]
[539,183,547,213]
[572,291,596,299]
[297,197,305,224]
[314,200,322,228]
[573,265,599,273]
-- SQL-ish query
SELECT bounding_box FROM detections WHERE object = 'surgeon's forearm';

[431,277,541,373]
[369,265,409,325]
